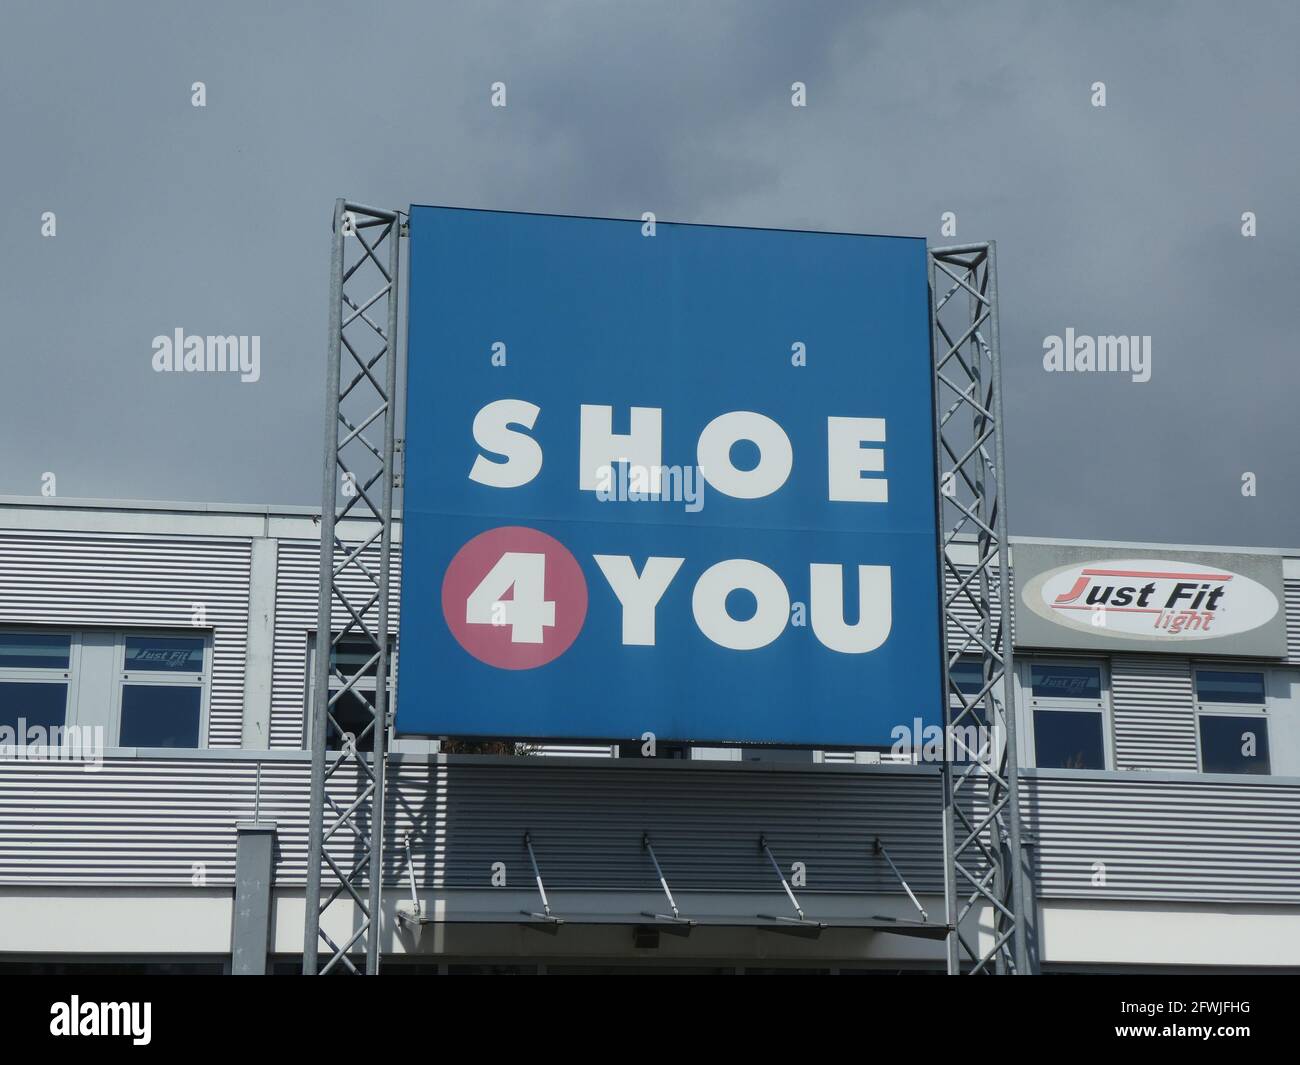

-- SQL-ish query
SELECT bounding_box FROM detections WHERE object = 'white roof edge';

[1007,533,1299,558]
[0,493,398,521]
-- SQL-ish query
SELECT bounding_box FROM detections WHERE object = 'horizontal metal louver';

[0,756,947,895]
[945,564,1012,654]
[11,755,1294,906]
[0,758,254,885]
[1109,655,1198,771]
[1286,579,1300,664]
[1022,771,1300,903]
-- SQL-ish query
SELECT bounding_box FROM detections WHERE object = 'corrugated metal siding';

[1109,656,1198,771]
[7,755,1299,905]
[945,563,1012,654]
[1286,579,1300,664]
[0,758,255,884]
[0,757,946,894]
[0,533,250,747]
[383,761,945,893]
[1023,773,1300,903]
[270,540,402,749]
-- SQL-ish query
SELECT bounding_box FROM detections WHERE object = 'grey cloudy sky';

[2,0,1297,547]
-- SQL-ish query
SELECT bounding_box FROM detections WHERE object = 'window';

[325,688,379,753]
[0,632,72,734]
[124,634,204,673]
[1195,668,1269,775]
[617,740,690,759]
[1030,662,1102,702]
[306,634,395,752]
[1198,715,1270,774]
[1,628,209,749]
[1033,710,1106,770]
[118,634,207,748]
[1025,660,1108,770]
[0,632,72,670]
[740,747,813,763]
[944,659,994,763]
[1195,669,1266,706]
[950,659,987,697]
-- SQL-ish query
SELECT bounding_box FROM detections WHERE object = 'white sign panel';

[1014,544,1287,657]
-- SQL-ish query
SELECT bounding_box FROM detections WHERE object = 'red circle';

[441,526,588,670]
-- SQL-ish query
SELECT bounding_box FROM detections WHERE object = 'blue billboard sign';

[396,206,941,747]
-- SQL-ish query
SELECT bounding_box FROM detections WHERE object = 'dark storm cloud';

[1,0,1296,547]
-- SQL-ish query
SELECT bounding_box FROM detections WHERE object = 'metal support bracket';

[521,832,564,927]
[394,834,432,927]
[639,833,695,932]
[873,837,929,923]
[756,835,825,933]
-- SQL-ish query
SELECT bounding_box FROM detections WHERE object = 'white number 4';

[466,552,556,644]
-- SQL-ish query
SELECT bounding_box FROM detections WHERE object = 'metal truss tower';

[930,242,1034,975]
[303,201,403,975]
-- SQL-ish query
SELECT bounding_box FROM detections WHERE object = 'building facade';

[0,495,1297,973]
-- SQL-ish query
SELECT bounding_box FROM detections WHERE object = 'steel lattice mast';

[931,243,1034,975]
[303,200,403,975]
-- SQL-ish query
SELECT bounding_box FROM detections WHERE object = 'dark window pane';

[741,747,814,763]
[1199,716,1270,774]
[120,685,201,747]
[1034,709,1105,769]
[326,637,391,679]
[615,740,687,759]
[326,688,377,752]
[124,635,204,673]
[0,633,70,670]
[1195,671,1265,705]
[948,709,992,763]
[1031,664,1101,701]
[951,660,986,696]
[947,654,992,764]
[0,681,68,731]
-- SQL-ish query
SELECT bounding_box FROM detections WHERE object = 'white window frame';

[304,631,404,752]
[1021,656,1113,770]
[1192,663,1270,775]
[111,631,211,749]
[0,629,81,735]
[2,627,212,748]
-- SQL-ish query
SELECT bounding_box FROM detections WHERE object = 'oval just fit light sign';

[1022,558,1281,642]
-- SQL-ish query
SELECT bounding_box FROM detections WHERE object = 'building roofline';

[1008,533,1299,559]
[0,494,1295,558]
[0,494,392,542]
[0,494,343,520]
